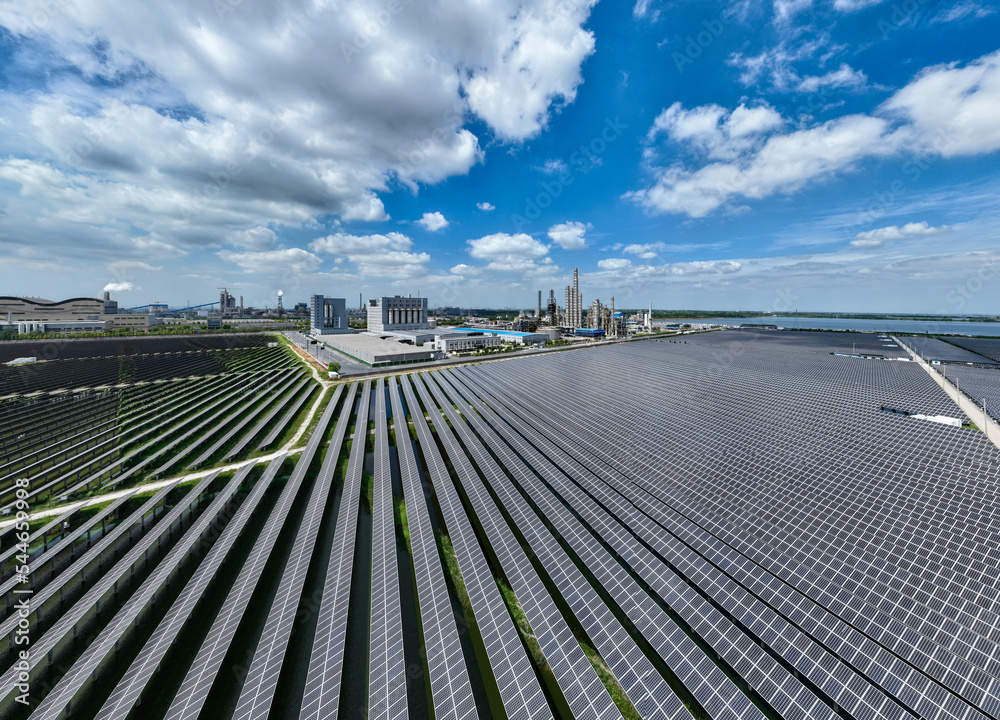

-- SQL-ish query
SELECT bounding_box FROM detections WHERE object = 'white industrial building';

[433,333,504,353]
[367,295,429,333]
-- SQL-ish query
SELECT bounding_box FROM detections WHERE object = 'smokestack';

[103,290,110,301]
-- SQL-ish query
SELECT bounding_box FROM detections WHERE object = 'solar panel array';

[0,329,996,720]
[900,336,1000,366]
[944,336,1000,364]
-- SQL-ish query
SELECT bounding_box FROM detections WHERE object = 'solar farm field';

[0,330,997,720]
[0,336,312,510]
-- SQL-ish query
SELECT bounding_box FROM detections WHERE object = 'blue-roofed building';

[574,328,605,339]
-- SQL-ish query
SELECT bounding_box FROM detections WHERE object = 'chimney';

[103,290,110,301]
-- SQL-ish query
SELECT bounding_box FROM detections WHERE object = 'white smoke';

[103,281,134,293]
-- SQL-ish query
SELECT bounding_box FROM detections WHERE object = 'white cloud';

[310,231,430,278]
[597,258,631,270]
[633,0,653,18]
[539,158,569,175]
[851,222,947,248]
[450,263,483,276]
[774,0,813,22]
[832,0,885,10]
[630,49,1000,218]
[0,0,599,270]
[796,64,868,93]
[217,247,322,275]
[467,232,553,272]
[547,221,590,250]
[647,102,784,160]
[931,2,995,23]
[629,113,894,217]
[728,36,839,90]
[476,201,495,212]
[881,50,1000,157]
[227,226,277,250]
[416,211,449,232]
[623,242,665,259]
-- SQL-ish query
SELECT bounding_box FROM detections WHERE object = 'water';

[664,316,1000,336]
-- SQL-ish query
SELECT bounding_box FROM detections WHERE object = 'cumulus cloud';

[217,247,323,275]
[597,258,631,270]
[851,222,947,247]
[881,50,1000,157]
[467,232,554,273]
[0,0,599,268]
[647,102,784,160]
[547,221,590,249]
[450,263,483,276]
[630,49,1000,218]
[227,226,278,250]
[476,202,495,211]
[623,243,665,259]
[416,212,449,232]
[629,113,893,217]
[310,232,430,278]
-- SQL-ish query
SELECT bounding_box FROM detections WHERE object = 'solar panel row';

[369,377,409,720]
[400,375,553,720]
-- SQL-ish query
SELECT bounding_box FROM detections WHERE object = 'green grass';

[393,496,411,552]
[496,578,555,687]
[579,640,640,720]
[436,532,472,619]
[361,471,374,512]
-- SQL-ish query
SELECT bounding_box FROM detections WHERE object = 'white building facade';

[367,295,429,333]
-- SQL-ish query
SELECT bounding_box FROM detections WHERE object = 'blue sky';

[0,0,998,313]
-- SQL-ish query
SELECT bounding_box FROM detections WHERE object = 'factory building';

[433,333,504,353]
[310,295,352,335]
[367,295,429,333]
[0,293,154,333]
[318,333,437,367]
